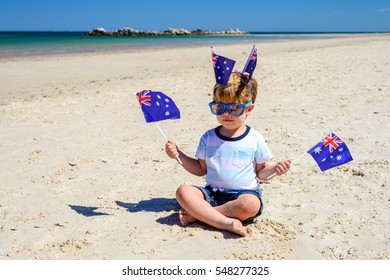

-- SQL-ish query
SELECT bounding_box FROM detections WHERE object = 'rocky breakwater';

[86,27,247,36]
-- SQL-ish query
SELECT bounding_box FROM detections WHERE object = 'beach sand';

[0,34,389,260]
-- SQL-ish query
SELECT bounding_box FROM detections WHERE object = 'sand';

[0,34,389,260]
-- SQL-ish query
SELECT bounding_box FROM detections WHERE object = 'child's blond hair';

[213,73,258,104]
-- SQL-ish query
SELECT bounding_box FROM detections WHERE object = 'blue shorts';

[195,185,264,223]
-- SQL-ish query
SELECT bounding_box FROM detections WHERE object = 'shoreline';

[1,33,387,60]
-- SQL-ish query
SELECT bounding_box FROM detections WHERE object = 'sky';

[0,0,389,32]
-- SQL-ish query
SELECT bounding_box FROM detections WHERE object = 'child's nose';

[223,109,233,117]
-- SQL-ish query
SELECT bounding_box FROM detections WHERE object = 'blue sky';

[0,0,389,32]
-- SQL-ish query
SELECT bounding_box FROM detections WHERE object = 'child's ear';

[246,104,255,116]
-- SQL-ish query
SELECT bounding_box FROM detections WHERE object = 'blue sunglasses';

[208,101,253,116]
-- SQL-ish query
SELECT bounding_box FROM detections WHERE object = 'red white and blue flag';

[211,48,236,86]
[135,90,180,123]
[307,132,353,172]
[242,46,257,80]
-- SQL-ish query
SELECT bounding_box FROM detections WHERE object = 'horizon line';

[1,30,389,34]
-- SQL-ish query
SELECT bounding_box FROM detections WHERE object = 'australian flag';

[135,90,180,123]
[242,46,257,80]
[307,132,353,172]
[211,48,235,86]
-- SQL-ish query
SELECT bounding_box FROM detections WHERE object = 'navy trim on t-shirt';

[215,125,251,142]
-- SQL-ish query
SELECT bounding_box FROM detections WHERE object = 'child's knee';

[238,195,261,215]
[175,184,192,199]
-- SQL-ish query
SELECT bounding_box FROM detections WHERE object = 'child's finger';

[275,161,289,174]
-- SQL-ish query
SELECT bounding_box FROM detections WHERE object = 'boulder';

[163,28,191,36]
[86,28,112,36]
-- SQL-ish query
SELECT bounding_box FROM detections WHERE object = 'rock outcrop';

[86,27,247,36]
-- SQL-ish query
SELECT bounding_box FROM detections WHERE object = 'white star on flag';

[314,147,322,154]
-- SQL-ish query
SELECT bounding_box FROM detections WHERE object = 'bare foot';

[225,219,247,237]
[178,209,197,225]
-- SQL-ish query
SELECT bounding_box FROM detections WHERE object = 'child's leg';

[215,194,261,221]
[176,184,247,236]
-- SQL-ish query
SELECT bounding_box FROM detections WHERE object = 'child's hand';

[274,160,291,175]
[165,139,179,159]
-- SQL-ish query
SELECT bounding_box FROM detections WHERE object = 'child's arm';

[165,140,207,176]
[256,160,291,181]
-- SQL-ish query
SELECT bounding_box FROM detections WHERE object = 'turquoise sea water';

[0,31,374,58]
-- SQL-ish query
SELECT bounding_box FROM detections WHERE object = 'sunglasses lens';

[229,104,244,116]
[211,104,225,115]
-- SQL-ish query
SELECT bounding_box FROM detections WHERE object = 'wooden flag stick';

[155,122,182,165]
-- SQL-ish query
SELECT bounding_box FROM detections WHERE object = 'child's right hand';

[165,139,179,159]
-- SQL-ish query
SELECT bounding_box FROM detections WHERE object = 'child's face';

[215,102,254,130]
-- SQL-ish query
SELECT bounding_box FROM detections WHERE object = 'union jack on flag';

[242,46,257,80]
[307,132,353,172]
[135,90,180,123]
[137,90,152,107]
[323,133,343,153]
[211,49,218,66]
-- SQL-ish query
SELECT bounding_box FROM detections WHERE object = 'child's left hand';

[274,160,291,175]
[165,139,179,159]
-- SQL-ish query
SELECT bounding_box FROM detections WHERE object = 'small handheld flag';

[135,90,180,123]
[211,48,236,86]
[307,132,353,172]
[135,90,182,164]
[266,132,353,179]
[242,45,257,80]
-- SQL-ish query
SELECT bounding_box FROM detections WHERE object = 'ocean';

[0,31,370,58]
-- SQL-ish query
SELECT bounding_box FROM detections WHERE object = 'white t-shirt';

[195,125,273,190]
